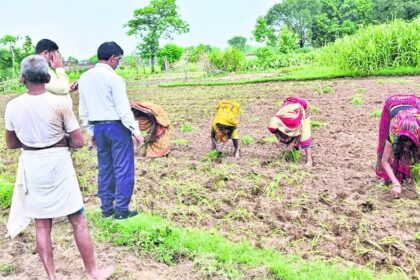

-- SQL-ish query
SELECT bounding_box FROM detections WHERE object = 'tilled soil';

[1,76,419,279]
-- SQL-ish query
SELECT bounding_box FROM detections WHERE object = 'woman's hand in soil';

[391,184,401,199]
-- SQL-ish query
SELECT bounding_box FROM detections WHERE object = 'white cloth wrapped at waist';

[7,147,84,238]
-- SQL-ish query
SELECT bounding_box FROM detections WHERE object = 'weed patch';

[310,120,327,129]
[284,150,302,162]
[316,85,334,94]
[180,123,193,133]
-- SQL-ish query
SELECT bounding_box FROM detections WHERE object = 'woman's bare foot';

[86,266,114,280]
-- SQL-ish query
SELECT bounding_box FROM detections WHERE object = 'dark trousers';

[94,122,134,215]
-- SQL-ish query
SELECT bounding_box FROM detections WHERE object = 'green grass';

[316,85,334,94]
[0,175,14,209]
[172,138,190,145]
[241,135,255,145]
[370,109,382,118]
[180,123,193,133]
[158,66,420,87]
[88,211,403,280]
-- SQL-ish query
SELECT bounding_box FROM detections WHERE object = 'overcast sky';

[0,0,279,59]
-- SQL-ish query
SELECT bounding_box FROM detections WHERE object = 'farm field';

[0,75,419,279]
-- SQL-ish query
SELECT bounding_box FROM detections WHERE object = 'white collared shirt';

[78,63,140,136]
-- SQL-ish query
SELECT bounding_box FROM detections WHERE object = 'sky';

[0,0,279,60]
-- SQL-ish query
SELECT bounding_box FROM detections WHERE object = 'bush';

[318,19,420,72]
[187,44,213,63]
[209,48,246,72]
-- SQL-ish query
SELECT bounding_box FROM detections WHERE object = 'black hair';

[216,123,235,138]
[35,39,59,54]
[393,135,417,161]
[97,41,124,60]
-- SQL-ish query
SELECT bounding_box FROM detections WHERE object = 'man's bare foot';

[87,266,114,280]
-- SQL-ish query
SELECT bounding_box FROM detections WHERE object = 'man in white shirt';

[35,39,78,104]
[5,55,113,280]
[78,41,144,220]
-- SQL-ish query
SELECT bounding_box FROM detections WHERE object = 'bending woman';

[268,97,312,166]
[376,94,419,198]
[131,102,171,158]
[211,100,240,158]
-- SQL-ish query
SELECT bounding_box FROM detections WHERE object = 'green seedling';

[207,150,220,159]
[412,163,420,185]
[370,109,381,118]
[356,88,367,94]
[241,135,254,145]
[284,149,302,162]
[180,123,193,132]
[351,94,363,106]
[415,232,420,241]
[310,120,327,129]
[172,138,190,145]
[0,263,13,276]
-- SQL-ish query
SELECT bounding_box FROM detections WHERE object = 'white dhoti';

[7,147,84,238]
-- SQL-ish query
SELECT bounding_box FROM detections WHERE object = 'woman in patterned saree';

[376,94,419,199]
[268,97,313,167]
[131,102,171,158]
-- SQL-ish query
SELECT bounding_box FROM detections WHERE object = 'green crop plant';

[356,88,367,94]
[180,123,193,132]
[241,135,254,145]
[370,109,382,118]
[412,163,420,185]
[415,232,420,241]
[206,150,220,159]
[171,138,190,145]
[0,263,13,277]
[351,94,363,106]
[284,149,302,162]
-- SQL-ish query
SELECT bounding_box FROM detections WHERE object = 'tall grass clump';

[0,176,14,209]
[318,19,420,73]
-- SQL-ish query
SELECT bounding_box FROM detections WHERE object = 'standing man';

[5,55,113,280]
[35,38,78,104]
[78,41,144,220]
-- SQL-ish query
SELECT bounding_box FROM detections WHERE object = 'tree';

[126,0,189,73]
[227,36,247,51]
[0,35,18,78]
[67,56,79,64]
[252,16,276,46]
[266,0,322,47]
[373,0,420,22]
[310,0,373,47]
[22,35,34,56]
[276,26,299,54]
[157,43,184,70]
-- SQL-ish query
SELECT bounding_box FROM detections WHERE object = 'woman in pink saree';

[376,94,419,198]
